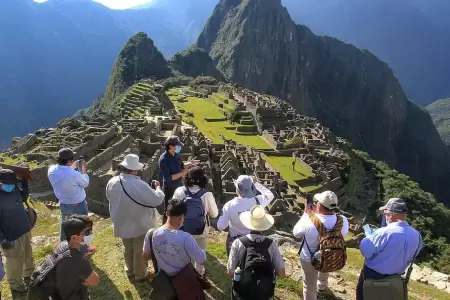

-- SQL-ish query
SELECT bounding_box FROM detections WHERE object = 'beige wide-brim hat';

[239,205,275,231]
[119,154,144,171]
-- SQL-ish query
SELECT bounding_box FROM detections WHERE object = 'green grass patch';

[263,155,316,189]
[168,89,271,149]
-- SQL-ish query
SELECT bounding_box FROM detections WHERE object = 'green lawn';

[263,155,317,190]
[169,89,271,149]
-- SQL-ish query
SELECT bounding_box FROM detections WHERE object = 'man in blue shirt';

[158,136,198,223]
[357,198,422,300]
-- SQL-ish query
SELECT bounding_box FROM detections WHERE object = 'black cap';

[58,148,76,160]
[379,198,409,214]
[0,169,18,184]
[164,136,184,147]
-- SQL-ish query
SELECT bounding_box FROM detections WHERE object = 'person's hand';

[181,169,189,177]
[72,160,80,170]
[190,159,200,166]
[81,160,87,174]
[152,180,160,188]
[0,240,14,250]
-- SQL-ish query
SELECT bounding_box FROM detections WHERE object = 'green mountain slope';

[426,98,450,148]
[195,0,450,204]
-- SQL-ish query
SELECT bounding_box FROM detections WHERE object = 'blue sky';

[34,0,154,9]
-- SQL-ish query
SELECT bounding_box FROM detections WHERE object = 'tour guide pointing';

[158,135,199,222]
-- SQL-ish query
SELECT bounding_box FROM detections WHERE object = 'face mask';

[80,234,94,246]
[175,145,182,153]
[1,184,15,193]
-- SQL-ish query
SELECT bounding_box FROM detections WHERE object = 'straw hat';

[119,154,144,171]
[239,205,274,231]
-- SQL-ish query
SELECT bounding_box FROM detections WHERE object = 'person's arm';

[341,216,350,237]
[227,240,240,277]
[216,203,230,231]
[270,244,286,277]
[142,230,152,262]
[292,213,308,238]
[79,260,99,286]
[205,192,219,218]
[184,233,206,265]
[172,186,186,201]
[74,171,89,188]
[254,182,274,206]
[84,271,100,286]
[18,178,29,201]
[159,157,187,184]
[134,180,164,207]
[359,230,388,259]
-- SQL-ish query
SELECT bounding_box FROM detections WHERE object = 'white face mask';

[80,234,94,246]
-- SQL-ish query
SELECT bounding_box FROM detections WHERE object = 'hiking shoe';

[135,272,151,283]
[23,276,31,287]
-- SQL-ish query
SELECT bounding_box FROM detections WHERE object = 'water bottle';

[78,159,84,173]
[363,224,373,236]
[233,267,242,282]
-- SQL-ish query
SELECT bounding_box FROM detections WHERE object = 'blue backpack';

[181,188,208,235]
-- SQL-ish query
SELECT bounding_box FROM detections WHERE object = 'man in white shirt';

[106,154,164,281]
[217,175,274,255]
[48,148,95,255]
[293,191,349,300]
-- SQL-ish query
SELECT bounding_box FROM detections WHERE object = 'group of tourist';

[0,134,423,300]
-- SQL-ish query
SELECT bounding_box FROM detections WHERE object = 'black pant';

[356,265,391,300]
[162,186,177,224]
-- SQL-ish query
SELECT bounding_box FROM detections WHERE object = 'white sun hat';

[119,154,144,171]
[239,205,275,231]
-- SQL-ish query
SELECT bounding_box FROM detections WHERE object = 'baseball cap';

[233,175,257,198]
[164,136,184,147]
[0,169,18,185]
[313,191,338,210]
[379,198,408,214]
[57,148,76,161]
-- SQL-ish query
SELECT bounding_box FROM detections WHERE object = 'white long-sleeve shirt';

[106,174,164,239]
[293,212,349,262]
[217,182,274,237]
[48,165,89,205]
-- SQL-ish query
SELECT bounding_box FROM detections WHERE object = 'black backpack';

[233,237,275,300]
[27,249,71,300]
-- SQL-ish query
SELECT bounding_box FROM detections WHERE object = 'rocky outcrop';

[169,45,224,80]
[196,0,450,203]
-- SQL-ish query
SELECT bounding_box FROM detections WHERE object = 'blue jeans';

[60,200,89,254]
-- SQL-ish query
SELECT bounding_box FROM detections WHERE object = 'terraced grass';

[263,155,318,190]
[168,89,271,149]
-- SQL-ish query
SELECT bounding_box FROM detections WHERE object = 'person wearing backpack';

[228,205,286,300]
[172,167,218,275]
[106,154,164,282]
[217,175,275,256]
[27,215,99,300]
[356,198,423,300]
[293,191,349,300]
[0,169,35,294]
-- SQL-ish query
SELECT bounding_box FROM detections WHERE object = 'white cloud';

[33,0,154,10]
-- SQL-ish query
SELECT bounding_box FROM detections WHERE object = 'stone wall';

[86,147,114,171]
[73,126,117,158]
[112,135,134,156]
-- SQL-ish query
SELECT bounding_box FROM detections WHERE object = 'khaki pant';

[192,228,208,275]
[122,233,148,280]
[3,232,35,292]
[300,259,329,300]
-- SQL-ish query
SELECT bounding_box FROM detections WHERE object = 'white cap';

[313,191,338,210]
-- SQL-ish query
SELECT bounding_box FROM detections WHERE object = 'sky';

[34,0,154,10]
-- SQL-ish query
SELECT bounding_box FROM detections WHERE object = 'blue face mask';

[1,184,16,193]
[175,145,182,154]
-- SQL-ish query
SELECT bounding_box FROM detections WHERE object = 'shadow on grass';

[89,263,128,299]
[205,252,231,300]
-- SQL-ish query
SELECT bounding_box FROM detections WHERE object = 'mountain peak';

[195,0,450,201]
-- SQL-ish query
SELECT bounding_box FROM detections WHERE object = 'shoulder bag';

[148,229,177,300]
[119,177,158,208]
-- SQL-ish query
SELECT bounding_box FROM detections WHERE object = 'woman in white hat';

[227,205,286,300]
